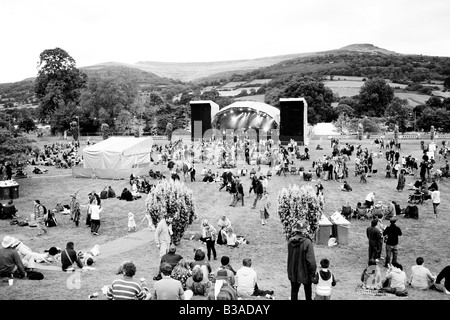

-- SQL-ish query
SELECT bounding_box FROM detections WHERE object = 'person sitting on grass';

[184,265,212,300]
[433,265,450,295]
[409,257,436,290]
[381,262,408,296]
[107,186,116,198]
[1,200,18,220]
[361,259,382,289]
[341,180,352,192]
[106,261,149,300]
[235,258,258,298]
[224,227,238,248]
[208,269,238,300]
[0,236,27,279]
[152,262,185,300]
[341,201,353,220]
[153,244,183,281]
[213,256,235,287]
[61,242,83,272]
[189,248,212,283]
[11,237,51,271]
[171,259,192,291]
[119,188,133,201]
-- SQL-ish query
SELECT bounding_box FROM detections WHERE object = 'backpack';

[45,210,58,227]
[27,270,44,280]
[404,205,419,219]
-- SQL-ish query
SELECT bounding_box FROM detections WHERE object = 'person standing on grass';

[382,217,402,268]
[396,169,406,191]
[367,219,382,262]
[259,192,270,225]
[155,216,173,257]
[89,201,102,236]
[251,177,264,209]
[312,258,337,300]
[70,193,81,227]
[33,200,47,237]
[200,219,217,261]
[287,221,317,301]
[430,187,440,218]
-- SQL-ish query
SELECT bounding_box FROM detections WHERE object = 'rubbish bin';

[315,214,333,245]
[0,186,9,200]
[10,185,19,199]
[329,211,351,245]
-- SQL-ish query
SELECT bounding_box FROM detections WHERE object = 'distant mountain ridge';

[85,43,400,82]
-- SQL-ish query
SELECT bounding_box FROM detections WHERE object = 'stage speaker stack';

[189,100,219,141]
[279,98,308,145]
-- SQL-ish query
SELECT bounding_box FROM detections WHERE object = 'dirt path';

[90,228,154,260]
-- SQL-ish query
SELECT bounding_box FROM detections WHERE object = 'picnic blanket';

[355,284,395,297]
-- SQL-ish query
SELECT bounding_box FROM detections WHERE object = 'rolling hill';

[89,44,400,82]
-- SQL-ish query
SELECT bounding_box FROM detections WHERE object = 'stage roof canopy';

[213,101,280,126]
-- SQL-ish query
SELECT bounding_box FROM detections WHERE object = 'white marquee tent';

[73,137,153,179]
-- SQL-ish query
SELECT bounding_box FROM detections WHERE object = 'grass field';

[1,137,449,300]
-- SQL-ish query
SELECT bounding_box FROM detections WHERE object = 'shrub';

[145,179,197,245]
[277,184,323,240]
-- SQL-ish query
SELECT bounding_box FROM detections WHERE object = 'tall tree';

[34,48,87,119]
[0,128,34,163]
[264,76,336,125]
[356,78,394,117]
[384,97,412,132]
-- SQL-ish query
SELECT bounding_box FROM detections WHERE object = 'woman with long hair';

[171,258,192,290]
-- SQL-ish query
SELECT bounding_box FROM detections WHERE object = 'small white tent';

[75,137,153,179]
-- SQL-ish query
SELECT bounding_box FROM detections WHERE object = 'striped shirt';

[106,278,148,300]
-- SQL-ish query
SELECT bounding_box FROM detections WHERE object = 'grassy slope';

[1,137,449,300]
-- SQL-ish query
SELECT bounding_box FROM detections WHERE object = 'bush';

[277,184,323,240]
[145,179,196,245]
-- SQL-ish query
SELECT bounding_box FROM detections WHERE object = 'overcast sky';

[1,0,449,83]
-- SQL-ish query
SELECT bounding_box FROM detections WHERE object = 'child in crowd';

[312,258,337,300]
[128,212,137,232]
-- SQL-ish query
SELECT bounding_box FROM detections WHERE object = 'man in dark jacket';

[153,244,183,281]
[251,178,264,209]
[366,219,382,262]
[287,221,317,300]
[382,217,402,267]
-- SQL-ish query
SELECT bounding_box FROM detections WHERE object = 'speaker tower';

[279,98,308,145]
[189,100,219,141]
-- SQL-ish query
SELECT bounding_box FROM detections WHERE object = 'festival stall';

[329,211,351,245]
[315,214,333,245]
[74,137,153,179]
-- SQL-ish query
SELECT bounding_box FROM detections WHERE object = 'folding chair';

[290,167,298,174]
